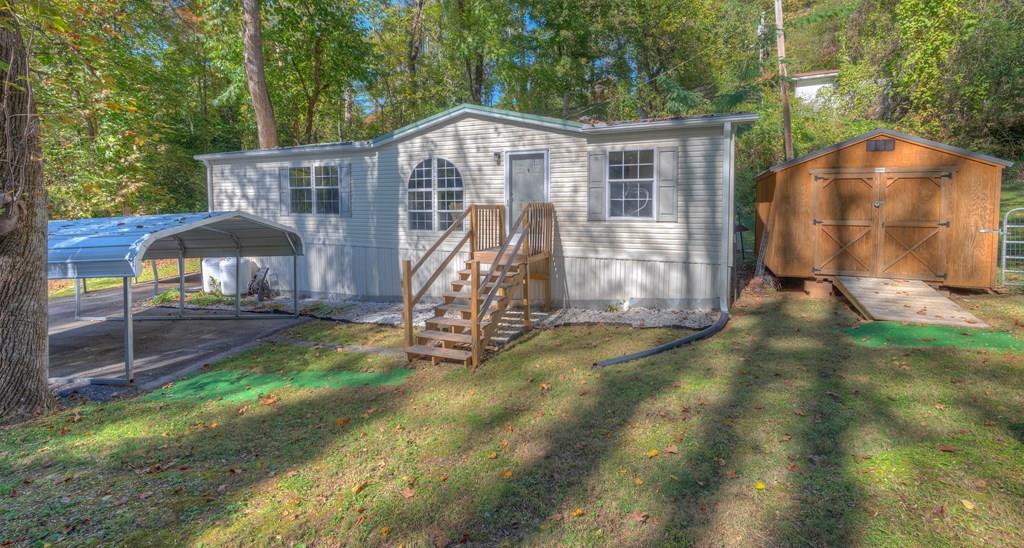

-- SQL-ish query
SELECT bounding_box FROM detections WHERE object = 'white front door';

[506,151,548,231]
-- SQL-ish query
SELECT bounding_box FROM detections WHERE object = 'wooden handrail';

[403,207,472,346]
[479,209,530,315]
[412,231,471,304]
[410,208,470,276]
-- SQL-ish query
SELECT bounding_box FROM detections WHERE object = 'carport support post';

[234,251,241,317]
[123,277,134,382]
[151,260,159,297]
[178,253,185,317]
[292,254,299,316]
[74,278,81,320]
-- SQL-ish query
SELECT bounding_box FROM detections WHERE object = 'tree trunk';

[302,37,324,144]
[0,7,57,421]
[241,0,278,149]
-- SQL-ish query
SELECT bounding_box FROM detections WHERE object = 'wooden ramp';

[834,276,988,328]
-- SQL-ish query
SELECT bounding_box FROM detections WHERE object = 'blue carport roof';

[48,211,303,279]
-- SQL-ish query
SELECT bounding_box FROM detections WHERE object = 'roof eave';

[583,113,758,134]
[757,128,1013,178]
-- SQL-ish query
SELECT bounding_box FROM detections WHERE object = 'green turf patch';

[846,322,1022,351]
[145,368,413,402]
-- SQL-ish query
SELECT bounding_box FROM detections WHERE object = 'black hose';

[592,311,730,368]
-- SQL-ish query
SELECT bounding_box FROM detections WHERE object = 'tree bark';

[241,0,278,149]
[302,37,324,144]
[0,7,57,421]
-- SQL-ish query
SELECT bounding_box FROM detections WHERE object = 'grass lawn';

[3,293,1024,545]
[48,258,201,300]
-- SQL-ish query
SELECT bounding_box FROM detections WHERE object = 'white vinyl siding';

[207,113,729,308]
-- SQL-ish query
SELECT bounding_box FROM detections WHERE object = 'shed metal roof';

[194,104,758,162]
[48,211,303,279]
[757,128,1014,179]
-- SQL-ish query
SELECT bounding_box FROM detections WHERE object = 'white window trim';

[407,157,465,232]
[606,147,657,222]
[289,164,341,216]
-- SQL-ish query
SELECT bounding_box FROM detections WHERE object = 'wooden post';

[498,205,506,244]
[402,259,413,347]
[522,262,532,331]
[470,260,480,369]
[469,205,478,258]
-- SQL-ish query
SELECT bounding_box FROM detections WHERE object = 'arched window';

[407,158,464,231]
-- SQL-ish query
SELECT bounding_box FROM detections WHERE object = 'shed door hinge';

[938,221,951,228]
[813,219,822,225]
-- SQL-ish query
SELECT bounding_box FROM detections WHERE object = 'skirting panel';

[252,243,724,310]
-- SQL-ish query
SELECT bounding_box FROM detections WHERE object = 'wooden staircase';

[401,203,554,368]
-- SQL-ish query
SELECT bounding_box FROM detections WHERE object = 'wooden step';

[416,329,474,344]
[405,344,471,362]
[449,278,516,290]
[434,302,499,315]
[426,316,491,329]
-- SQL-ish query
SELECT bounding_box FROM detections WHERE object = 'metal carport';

[48,211,304,385]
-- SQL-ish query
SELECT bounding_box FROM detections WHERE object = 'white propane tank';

[202,258,222,293]
[218,257,253,296]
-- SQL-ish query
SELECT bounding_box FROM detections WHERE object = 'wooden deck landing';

[833,276,988,328]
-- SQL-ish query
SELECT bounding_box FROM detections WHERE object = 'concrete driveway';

[49,275,304,398]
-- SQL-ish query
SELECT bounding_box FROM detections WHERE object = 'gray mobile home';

[195,104,754,315]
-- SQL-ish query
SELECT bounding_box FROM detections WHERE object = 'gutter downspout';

[593,123,735,367]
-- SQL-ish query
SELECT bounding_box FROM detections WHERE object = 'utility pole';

[774,0,794,160]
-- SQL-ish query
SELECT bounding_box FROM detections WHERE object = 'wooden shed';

[755,129,1012,289]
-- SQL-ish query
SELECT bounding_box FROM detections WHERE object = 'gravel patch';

[539,307,717,329]
[165,296,717,331]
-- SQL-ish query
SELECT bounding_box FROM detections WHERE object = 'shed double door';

[811,168,951,281]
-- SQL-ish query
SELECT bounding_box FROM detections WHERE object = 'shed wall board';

[207,113,730,308]
[756,133,1003,288]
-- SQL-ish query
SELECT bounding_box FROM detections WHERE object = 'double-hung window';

[608,149,655,219]
[288,166,340,215]
[407,158,464,231]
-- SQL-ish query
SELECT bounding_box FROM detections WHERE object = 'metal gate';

[1003,208,1024,287]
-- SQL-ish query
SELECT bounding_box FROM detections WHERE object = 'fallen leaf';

[634,478,644,486]
[781,433,792,442]
[209,420,219,429]
[352,481,369,494]
[499,439,509,449]
[540,383,552,391]
[501,469,513,479]
[439,474,448,482]
[401,487,416,499]
[335,417,351,427]
[972,479,988,490]
[630,511,649,523]
[379,527,390,537]
[787,463,799,472]
[755,482,765,491]
[488,452,497,460]
[665,444,679,454]
[961,499,976,511]
[646,449,659,458]
[937,444,959,453]
[570,507,585,518]
[259,393,279,406]
[934,403,946,411]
